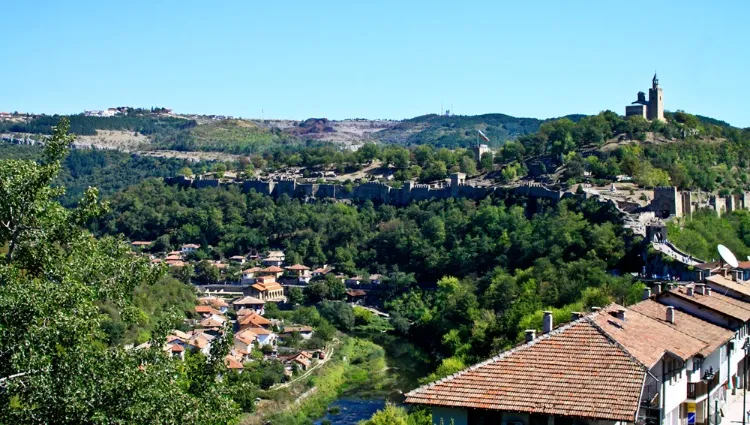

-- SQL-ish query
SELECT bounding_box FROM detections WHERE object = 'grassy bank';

[242,337,388,425]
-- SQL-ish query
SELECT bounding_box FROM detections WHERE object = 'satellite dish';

[718,244,739,268]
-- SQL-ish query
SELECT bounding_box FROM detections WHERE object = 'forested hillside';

[93,180,644,361]
[0,144,195,206]
[667,210,750,261]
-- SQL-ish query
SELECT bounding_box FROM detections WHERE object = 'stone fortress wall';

[651,186,750,218]
[166,173,571,206]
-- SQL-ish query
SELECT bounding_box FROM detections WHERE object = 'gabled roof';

[238,311,271,327]
[705,274,750,298]
[665,285,750,322]
[405,317,647,422]
[233,295,265,305]
[629,299,733,357]
[235,330,257,345]
[261,266,284,273]
[242,266,262,274]
[346,289,367,297]
[285,264,310,271]
[245,326,273,336]
[195,305,220,315]
[252,281,282,292]
[591,304,707,367]
[224,355,244,369]
[182,244,201,249]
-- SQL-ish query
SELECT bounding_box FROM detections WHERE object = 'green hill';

[374,113,586,148]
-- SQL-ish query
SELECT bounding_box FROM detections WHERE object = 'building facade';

[626,74,665,122]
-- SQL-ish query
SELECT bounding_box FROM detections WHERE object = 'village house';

[181,243,201,254]
[368,274,383,285]
[198,296,229,313]
[591,304,719,425]
[345,289,367,304]
[233,295,265,314]
[130,241,153,250]
[224,355,244,371]
[241,266,262,284]
[406,312,650,425]
[237,310,271,330]
[260,265,285,279]
[345,276,363,286]
[229,255,246,264]
[311,265,333,278]
[285,264,311,283]
[261,250,285,267]
[279,325,314,341]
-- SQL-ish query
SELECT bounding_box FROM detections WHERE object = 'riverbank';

[241,332,431,425]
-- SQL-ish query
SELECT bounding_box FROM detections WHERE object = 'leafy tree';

[318,301,355,332]
[287,286,305,305]
[0,119,239,424]
[195,260,220,285]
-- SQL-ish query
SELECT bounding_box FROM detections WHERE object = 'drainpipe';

[661,360,666,425]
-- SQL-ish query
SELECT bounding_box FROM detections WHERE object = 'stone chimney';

[643,287,652,300]
[696,284,706,296]
[666,306,675,324]
[591,306,601,312]
[686,286,695,296]
[542,311,553,334]
[706,287,712,296]
[654,284,662,295]
[571,312,582,321]
[525,329,536,343]
[615,308,627,321]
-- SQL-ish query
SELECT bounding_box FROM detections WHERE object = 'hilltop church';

[625,73,665,122]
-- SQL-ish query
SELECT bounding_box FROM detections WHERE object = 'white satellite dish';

[718,244,739,268]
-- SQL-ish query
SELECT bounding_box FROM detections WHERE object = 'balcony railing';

[687,373,720,400]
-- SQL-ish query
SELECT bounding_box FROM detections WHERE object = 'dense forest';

[93,180,644,362]
[0,144,195,206]
[0,113,194,136]
[667,209,750,261]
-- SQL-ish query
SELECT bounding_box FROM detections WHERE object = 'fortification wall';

[243,180,273,195]
[194,179,220,189]
[352,182,391,203]
[274,180,296,198]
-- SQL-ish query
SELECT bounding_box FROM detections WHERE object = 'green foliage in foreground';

[359,404,431,425]
[0,119,240,424]
[667,209,750,261]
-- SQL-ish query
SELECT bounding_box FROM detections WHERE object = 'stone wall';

[164,174,571,208]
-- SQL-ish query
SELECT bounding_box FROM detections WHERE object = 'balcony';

[687,373,720,400]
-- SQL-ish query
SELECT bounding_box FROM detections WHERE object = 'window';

[693,358,703,372]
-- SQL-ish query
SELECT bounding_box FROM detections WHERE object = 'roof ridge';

[584,315,650,373]
[405,310,603,397]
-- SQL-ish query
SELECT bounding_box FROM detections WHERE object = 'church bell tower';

[648,72,665,122]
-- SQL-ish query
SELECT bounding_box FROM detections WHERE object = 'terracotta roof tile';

[705,275,750,297]
[285,264,310,271]
[405,318,646,422]
[629,299,733,357]
[666,285,750,322]
[592,304,707,367]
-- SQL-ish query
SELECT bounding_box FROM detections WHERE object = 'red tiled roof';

[282,326,313,334]
[346,289,367,297]
[234,296,265,305]
[242,267,262,274]
[629,299,733,357]
[405,318,646,422]
[705,274,750,297]
[224,355,244,369]
[238,311,271,327]
[285,264,310,271]
[591,304,706,367]
[261,266,284,273]
[666,285,750,322]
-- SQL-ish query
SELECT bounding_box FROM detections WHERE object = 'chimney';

[571,312,582,321]
[696,284,706,296]
[706,287,712,296]
[654,284,662,295]
[666,306,675,324]
[525,329,536,343]
[542,311,553,334]
[591,306,601,312]
[686,286,695,296]
[643,287,652,300]
[616,308,627,321]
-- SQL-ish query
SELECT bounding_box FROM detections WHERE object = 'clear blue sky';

[2,1,748,126]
